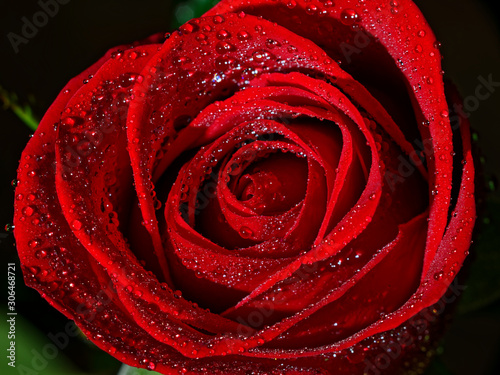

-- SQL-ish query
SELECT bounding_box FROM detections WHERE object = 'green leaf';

[171,0,220,28]
[457,196,500,314]
[0,85,39,131]
[0,308,83,375]
[118,364,163,375]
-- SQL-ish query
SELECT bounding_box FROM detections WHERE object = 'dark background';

[0,0,499,374]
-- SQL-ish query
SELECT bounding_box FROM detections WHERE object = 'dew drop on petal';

[340,9,359,25]
[216,41,235,54]
[237,31,251,41]
[174,290,183,298]
[22,206,34,217]
[306,4,317,15]
[34,248,46,258]
[71,220,83,231]
[179,23,194,34]
[239,226,253,239]
[433,271,444,280]
[213,15,225,24]
[216,29,230,39]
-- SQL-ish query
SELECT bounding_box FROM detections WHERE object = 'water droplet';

[71,220,82,231]
[29,266,40,276]
[433,271,444,281]
[22,206,34,217]
[265,38,280,49]
[34,247,46,258]
[118,72,140,88]
[179,23,194,34]
[240,226,253,239]
[196,33,208,43]
[340,9,359,26]
[216,41,235,54]
[213,15,225,24]
[216,29,230,40]
[62,117,75,126]
[47,281,60,292]
[252,50,274,63]
[306,4,317,15]
[237,31,251,41]
[110,50,123,60]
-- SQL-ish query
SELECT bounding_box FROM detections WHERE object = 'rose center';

[230,152,308,215]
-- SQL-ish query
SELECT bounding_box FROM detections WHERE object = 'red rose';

[14,0,475,374]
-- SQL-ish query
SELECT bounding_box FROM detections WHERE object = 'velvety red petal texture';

[14,0,475,374]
